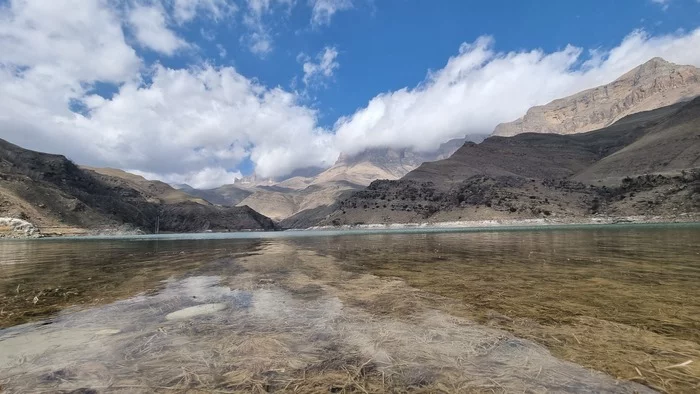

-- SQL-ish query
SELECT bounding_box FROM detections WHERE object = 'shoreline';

[303,214,700,232]
[2,214,698,239]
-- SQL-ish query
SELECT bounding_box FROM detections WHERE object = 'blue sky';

[178,0,700,127]
[1,0,700,187]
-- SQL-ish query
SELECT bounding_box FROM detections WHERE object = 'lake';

[1,224,699,393]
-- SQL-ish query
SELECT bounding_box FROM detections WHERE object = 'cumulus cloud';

[300,46,340,89]
[334,28,700,155]
[127,3,189,55]
[2,0,700,189]
[5,62,339,179]
[0,0,141,83]
[0,0,336,183]
[309,0,352,27]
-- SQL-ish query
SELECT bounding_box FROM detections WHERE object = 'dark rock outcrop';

[0,139,277,234]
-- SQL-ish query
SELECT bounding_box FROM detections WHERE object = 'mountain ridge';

[0,139,277,236]
[286,98,700,228]
[182,136,484,221]
[493,57,700,137]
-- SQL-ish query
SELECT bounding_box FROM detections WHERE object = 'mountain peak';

[616,57,684,82]
[645,56,671,66]
[493,58,700,137]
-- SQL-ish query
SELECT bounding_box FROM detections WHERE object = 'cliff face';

[493,58,700,137]
[0,139,277,235]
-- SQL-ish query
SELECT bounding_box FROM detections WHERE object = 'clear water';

[1,224,698,393]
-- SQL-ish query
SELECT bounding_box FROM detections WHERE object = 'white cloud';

[0,0,141,152]
[7,64,338,179]
[300,46,340,88]
[2,0,700,189]
[131,167,243,189]
[240,0,294,56]
[0,0,140,84]
[651,0,671,10]
[334,28,700,155]
[172,0,237,24]
[309,0,352,27]
[127,3,189,55]
[241,26,273,56]
[217,44,228,58]
[0,0,336,183]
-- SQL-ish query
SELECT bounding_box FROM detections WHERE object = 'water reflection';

[1,225,699,392]
[0,238,264,328]
[1,266,650,393]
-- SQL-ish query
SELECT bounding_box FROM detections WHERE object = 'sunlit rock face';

[494,58,700,137]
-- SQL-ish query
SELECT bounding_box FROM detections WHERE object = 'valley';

[1,58,699,236]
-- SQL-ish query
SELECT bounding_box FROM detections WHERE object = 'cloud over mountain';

[334,29,700,155]
[1,0,699,187]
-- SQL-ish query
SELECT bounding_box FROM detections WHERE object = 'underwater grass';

[2,227,698,392]
[319,229,700,392]
[1,244,652,393]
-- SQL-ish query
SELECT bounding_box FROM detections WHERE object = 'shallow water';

[1,225,699,393]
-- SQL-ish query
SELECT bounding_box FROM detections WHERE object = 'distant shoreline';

[302,214,700,232]
[2,214,698,240]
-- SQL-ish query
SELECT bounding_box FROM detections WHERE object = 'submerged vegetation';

[1,226,699,392]
[326,228,700,392]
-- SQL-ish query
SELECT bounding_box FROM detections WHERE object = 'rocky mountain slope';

[493,58,700,137]
[183,135,484,220]
[236,181,361,221]
[177,183,253,207]
[310,138,472,186]
[182,137,482,221]
[287,98,700,228]
[0,139,276,236]
[83,167,211,205]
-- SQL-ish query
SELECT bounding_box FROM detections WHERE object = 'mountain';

[181,136,484,221]
[287,98,700,228]
[177,183,253,206]
[493,58,700,137]
[0,139,276,236]
[311,138,473,186]
[180,180,361,222]
[571,99,700,184]
[236,181,362,221]
[82,167,210,205]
